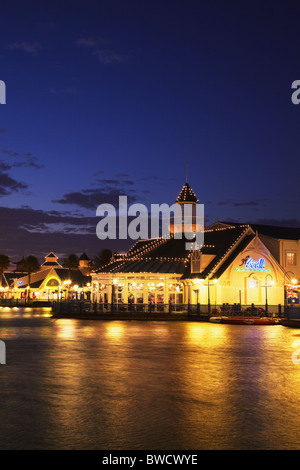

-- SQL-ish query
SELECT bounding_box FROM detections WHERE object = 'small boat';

[281,318,300,328]
[209,316,228,323]
[210,316,278,325]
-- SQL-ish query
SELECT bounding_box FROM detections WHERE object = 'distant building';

[41,252,63,269]
[1,252,92,301]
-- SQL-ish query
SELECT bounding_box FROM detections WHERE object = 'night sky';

[1,0,300,262]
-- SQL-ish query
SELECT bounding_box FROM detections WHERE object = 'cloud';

[0,161,11,171]
[0,148,43,196]
[54,177,139,210]
[1,148,43,169]
[49,87,79,95]
[0,205,131,260]
[53,188,137,210]
[76,36,127,65]
[1,148,21,157]
[76,37,100,47]
[217,199,265,207]
[8,42,42,55]
[251,218,300,228]
[0,129,7,134]
[233,201,260,207]
[92,49,127,65]
[0,171,27,196]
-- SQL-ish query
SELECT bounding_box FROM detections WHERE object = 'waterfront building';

[91,183,293,313]
[1,253,92,301]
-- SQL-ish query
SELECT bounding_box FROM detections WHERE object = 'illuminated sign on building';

[236,257,271,272]
[245,257,265,270]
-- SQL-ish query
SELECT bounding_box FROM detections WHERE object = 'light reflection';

[184,322,227,345]
[56,320,76,339]
[105,323,125,339]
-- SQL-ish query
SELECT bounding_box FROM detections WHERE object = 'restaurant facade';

[91,183,298,313]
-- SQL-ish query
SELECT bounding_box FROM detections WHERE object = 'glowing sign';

[17,280,23,285]
[236,257,271,272]
[245,257,265,270]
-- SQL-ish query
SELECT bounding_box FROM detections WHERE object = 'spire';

[175,182,198,203]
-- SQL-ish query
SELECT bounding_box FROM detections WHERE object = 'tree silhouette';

[23,256,40,299]
[93,249,113,269]
[63,254,79,271]
[0,254,9,287]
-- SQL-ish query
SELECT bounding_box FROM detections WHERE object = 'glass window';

[191,251,201,273]
[248,278,258,289]
[287,252,297,265]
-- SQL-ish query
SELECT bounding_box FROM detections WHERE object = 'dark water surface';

[1,307,300,450]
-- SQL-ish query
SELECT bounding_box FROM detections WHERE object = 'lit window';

[248,278,258,289]
[191,251,201,273]
[287,252,297,266]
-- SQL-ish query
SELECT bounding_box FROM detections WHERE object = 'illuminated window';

[287,252,297,266]
[248,278,258,289]
[46,278,59,287]
[191,251,201,273]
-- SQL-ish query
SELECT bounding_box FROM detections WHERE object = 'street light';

[204,279,218,315]
[64,279,71,301]
[262,274,274,314]
[283,271,297,306]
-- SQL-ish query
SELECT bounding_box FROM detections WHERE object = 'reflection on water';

[1,308,300,449]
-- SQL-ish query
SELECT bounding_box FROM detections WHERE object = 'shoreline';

[51,312,210,322]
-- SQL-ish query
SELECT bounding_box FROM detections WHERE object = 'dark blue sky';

[0,0,300,260]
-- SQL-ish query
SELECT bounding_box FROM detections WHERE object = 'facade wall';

[92,273,184,306]
[91,237,286,311]
[279,239,300,281]
[218,246,284,308]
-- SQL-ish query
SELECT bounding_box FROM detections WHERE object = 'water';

[1,307,300,450]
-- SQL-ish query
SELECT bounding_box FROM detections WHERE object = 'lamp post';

[283,271,297,306]
[262,274,274,314]
[204,279,217,315]
[64,279,71,301]
[192,288,200,313]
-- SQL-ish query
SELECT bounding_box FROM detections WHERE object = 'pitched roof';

[95,237,190,275]
[220,221,300,240]
[1,272,24,287]
[94,224,252,279]
[181,225,252,279]
[14,267,91,288]
[175,183,199,203]
[79,252,90,261]
[42,261,61,266]
[45,252,57,258]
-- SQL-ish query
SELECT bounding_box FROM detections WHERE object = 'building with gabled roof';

[91,183,288,312]
[41,252,63,269]
[1,252,92,301]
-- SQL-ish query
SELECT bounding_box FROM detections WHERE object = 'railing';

[0,298,51,307]
[51,301,284,317]
[283,305,300,319]
[0,298,288,318]
[52,301,190,315]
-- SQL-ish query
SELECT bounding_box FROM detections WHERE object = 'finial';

[186,161,188,183]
